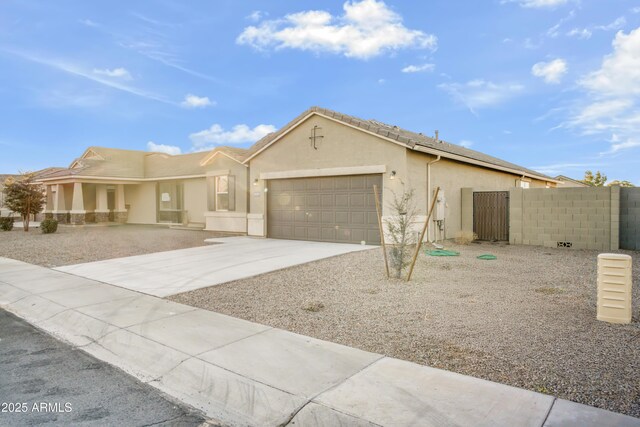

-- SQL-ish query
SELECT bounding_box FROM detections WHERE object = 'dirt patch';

[0,224,230,267]
[170,242,640,417]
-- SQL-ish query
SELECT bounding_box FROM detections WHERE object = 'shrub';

[40,218,58,234]
[385,189,418,279]
[0,217,14,231]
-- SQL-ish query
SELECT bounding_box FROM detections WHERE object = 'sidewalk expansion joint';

[540,397,557,427]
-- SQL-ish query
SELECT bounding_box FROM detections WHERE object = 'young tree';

[3,172,46,232]
[385,189,417,279]
[582,170,607,187]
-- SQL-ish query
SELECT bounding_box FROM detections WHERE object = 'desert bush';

[454,230,478,245]
[0,217,14,231]
[40,218,58,234]
[385,189,418,279]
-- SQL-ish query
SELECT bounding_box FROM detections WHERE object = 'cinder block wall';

[509,187,619,250]
[620,187,640,250]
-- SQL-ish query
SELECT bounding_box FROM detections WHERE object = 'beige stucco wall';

[509,186,618,250]
[426,157,549,240]
[183,178,207,224]
[125,182,156,224]
[82,184,97,211]
[248,114,408,237]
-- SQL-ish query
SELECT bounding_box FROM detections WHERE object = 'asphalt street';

[0,309,215,426]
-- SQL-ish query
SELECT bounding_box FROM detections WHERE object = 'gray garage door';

[267,174,381,245]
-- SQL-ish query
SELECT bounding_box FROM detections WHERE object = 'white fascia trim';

[260,165,386,180]
[413,146,561,184]
[243,111,408,164]
[200,150,247,167]
[37,174,207,184]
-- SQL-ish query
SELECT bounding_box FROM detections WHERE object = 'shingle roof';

[38,107,557,183]
[243,106,557,181]
[38,146,247,181]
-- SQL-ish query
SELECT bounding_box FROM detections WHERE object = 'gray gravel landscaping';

[0,224,228,267]
[171,242,640,418]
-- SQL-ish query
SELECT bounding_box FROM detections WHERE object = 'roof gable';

[242,106,559,183]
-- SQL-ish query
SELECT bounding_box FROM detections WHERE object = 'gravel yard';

[0,224,228,267]
[171,242,640,417]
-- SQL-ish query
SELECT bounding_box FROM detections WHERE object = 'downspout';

[426,154,441,242]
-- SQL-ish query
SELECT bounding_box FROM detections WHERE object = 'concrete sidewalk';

[1,257,638,427]
[55,237,375,297]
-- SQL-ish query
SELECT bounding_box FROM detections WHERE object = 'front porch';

[44,182,130,225]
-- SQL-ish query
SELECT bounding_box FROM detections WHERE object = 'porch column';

[95,184,109,223]
[44,185,54,219]
[114,184,128,223]
[70,182,86,225]
[52,184,68,224]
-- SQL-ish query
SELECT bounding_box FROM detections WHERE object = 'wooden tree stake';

[406,187,440,282]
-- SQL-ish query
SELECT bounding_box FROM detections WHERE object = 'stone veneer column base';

[85,212,96,223]
[95,211,110,223]
[114,210,128,224]
[44,212,53,220]
[53,212,69,224]
[70,212,86,225]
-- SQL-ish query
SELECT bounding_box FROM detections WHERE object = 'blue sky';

[1,0,639,184]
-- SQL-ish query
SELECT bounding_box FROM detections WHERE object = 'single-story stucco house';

[37,106,559,244]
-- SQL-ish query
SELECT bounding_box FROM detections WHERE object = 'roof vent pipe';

[435,130,439,143]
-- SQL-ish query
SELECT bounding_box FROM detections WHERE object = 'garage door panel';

[268,174,381,244]
[307,194,321,207]
[335,211,349,224]
[350,194,365,207]
[351,211,365,225]
[335,194,349,208]
[350,175,366,189]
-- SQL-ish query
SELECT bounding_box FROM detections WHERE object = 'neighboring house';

[37,107,559,244]
[554,175,590,188]
[0,174,18,216]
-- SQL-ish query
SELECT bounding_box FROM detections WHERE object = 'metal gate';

[620,187,640,250]
[473,191,509,241]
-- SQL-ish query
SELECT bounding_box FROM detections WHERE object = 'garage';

[267,174,381,244]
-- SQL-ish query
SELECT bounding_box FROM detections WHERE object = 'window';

[520,180,530,189]
[215,176,229,211]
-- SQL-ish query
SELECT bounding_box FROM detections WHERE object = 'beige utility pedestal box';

[597,253,633,324]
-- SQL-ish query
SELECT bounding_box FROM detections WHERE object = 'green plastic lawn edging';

[477,254,497,260]
[426,249,460,257]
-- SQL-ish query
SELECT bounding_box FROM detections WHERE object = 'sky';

[0,0,639,184]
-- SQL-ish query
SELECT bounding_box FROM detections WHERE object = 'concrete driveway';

[55,237,375,297]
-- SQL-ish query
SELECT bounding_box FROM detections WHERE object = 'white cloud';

[632,7,640,14]
[3,48,171,104]
[247,11,266,22]
[564,28,640,155]
[531,58,568,84]
[189,123,276,148]
[93,67,132,80]
[378,78,386,84]
[438,79,524,113]
[567,28,592,39]
[596,17,626,32]
[181,94,214,108]
[459,140,473,148]
[502,0,569,9]
[237,0,437,59]
[401,63,435,73]
[147,141,182,155]
[566,17,626,41]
